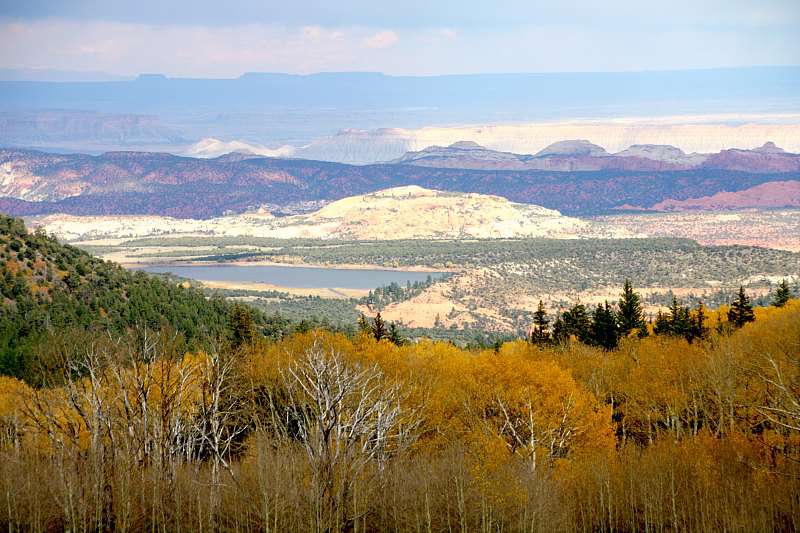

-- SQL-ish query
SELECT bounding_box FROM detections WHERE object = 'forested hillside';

[0,215,290,380]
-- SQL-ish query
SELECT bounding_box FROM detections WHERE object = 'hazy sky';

[0,0,798,77]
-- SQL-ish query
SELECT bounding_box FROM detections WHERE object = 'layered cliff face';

[287,117,800,164]
[388,140,798,172]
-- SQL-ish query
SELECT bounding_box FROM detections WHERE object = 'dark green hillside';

[0,215,289,381]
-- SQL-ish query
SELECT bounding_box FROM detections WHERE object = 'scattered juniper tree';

[530,300,551,345]
[617,280,648,337]
[728,286,756,329]
[773,279,791,307]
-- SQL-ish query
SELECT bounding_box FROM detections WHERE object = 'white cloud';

[363,30,398,49]
[0,18,797,77]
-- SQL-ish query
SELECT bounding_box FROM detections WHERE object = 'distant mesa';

[448,141,485,150]
[183,138,295,159]
[136,73,169,82]
[753,141,786,154]
[389,139,799,172]
[615,144,700,163]
[285,118,800,165]
[391,141,524,167]
[534,140,608,157]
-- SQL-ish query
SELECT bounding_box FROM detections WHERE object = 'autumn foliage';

[1,301,799,531]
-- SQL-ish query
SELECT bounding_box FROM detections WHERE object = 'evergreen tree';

[727,287,755,329]
[229,304,256,349]
[773,279,791,307]
[371,312,388,341]
[530,300,550,345]
[689,303,709,342]
[617,280,647,337]
[357,313,371,335]
[653,296,707,342]
[552,314,568,345]
[590,302,620,351]
[387,322,404,346]
[653,310,671,336]
[562,303,592,344]
[672,300,692,339]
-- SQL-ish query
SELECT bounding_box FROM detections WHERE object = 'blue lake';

[140,264,447,290]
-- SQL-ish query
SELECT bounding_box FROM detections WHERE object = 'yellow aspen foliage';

[470,349,614,470]
[0,375,31,441]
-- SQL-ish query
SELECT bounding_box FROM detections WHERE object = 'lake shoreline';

[133,263,450,294]
[125,258,456,273]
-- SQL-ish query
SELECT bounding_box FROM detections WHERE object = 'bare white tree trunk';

[275,335,420,531]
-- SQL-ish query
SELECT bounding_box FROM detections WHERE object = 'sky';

[0,0,798,78]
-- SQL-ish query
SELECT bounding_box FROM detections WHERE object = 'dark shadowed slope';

[1,148,799,217]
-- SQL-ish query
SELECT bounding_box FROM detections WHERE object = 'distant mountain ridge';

[391,140,800,172]
[0,146,798,218]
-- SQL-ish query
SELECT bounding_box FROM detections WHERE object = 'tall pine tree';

[689,303,709,342]
[670,297,692,339]
[590,301,620,351]
[530,300,550,345]
[773,279,791,307]
[562,303,592,345]
[653,310,672,336]
[727,286,755,329]
[552,314,568,345]
[229,304,256,349]
[371,312,388,341]
[617,280,647,337]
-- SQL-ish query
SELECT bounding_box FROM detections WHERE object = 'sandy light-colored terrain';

[199,280,369,299]
[29,186,638,242]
